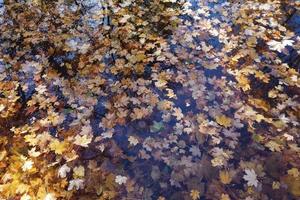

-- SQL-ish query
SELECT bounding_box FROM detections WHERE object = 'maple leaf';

[283,175,300,197]
[246,36,257,47]
[80,125,92,135]
[267,39,294,52]
[28,147,41,157]
[115,175,128,185]
[249,98,270,112]
[101,129,114,139]
[0,104,5,112]
[272,181,280,190]
[189,145,201,157]
[221,194,230,200]
[236,75,251,91]
[166,88,176,99]
[173,107,183,121]
[21,194,31,200]
[265,141,282,152]
[16,183,29,194]
[128,136,139,146]
[74,135,92,147]
[131,107,149,119]
[22,159,34,171]
[58,164,71,178]
[155,79,168,88]
[119,14,131,23]
[219,170,232,184]
[157,100,173,111]
[150,121,164,132]
[190,189,200,200]
[44,193,56,200]
[215,115,232,128]
[243,169,259,187]
[49,139,68,155]
[288,168,300,178]
[68,179,84,191]
[73,166,85,178]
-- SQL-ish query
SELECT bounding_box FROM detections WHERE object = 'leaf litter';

[0,0,299,199]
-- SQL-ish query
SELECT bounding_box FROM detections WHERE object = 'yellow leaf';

[220,193,230,200]
[37,186,47,199]
[248,98,270,112]
[236,75,250,91]
[16,183,29,194]
[73,166,85,178]
[255,114,265,122]
[265,141,282,152]
[105,174,117,191]
[283,175,300,197]
[49,139,68,155]
[246,36,257,47]
[190,189,200,200]
[268,89,278,98]
[219,170,232,184]
[157,100,173,111]
[128,136,139,146]
[155,79,168,88]
[173,107,184,121]
[166,88,176,99]
[288,168,300,178]
[272,181,280,190]
[74,134,92,147]
[216,115,232,128]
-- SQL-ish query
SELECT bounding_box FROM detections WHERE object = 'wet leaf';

[216,115,232,128]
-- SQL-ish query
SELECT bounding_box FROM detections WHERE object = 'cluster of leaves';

[0,0,299,199]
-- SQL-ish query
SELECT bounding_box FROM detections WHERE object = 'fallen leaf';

[216,115,232,128]
[74,135,92,147]
[128,136,139,146]
[219,170,232,184]
[243,169,259,187]
[190,189,200,200]
[115,175,128,185]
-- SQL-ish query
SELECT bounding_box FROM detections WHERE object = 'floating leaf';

[49,140,68,155]
[219,170,232,185]
[128,136,139,146]
[115,175,128,185]
[74,135,92,147]
[215,115,232,128]
[243,169,258,187]
[190,189,200,200]
[150,121,164,132]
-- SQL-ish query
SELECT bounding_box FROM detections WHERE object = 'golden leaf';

[190,189,200,200]
[283,175,300,197]
[246,36,257,47]
[221,193,231,200]
[49,140,68,155]
[288,168,300,178]
[219,170,232,184]
[74,135,92,147]
[236,75,250,91]
[173,107,183,121]
[73,166,85,178]
[265,141,282,152]
[272,181,280,190]
[248,98,270,112]
[157,100,173,111]
[215,115,232,128]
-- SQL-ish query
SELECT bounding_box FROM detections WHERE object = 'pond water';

[0,0,299,200]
